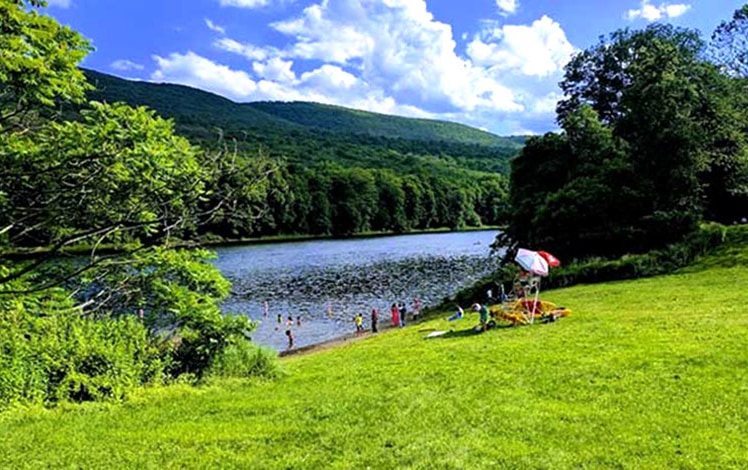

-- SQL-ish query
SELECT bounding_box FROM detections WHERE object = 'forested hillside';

[83,70,521,174]
[81,69,518,238]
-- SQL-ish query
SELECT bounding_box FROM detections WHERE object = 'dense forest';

[82,70,522,238]
[503,9,748,262]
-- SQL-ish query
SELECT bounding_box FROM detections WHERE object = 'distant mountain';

[82,69,522,174]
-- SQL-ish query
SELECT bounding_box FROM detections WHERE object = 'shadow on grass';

[424,324,514,340]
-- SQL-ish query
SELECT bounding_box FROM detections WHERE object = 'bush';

[544,223,726,289]
[207,340,280,380]
[0,288,165,410]
[448,223,728,308]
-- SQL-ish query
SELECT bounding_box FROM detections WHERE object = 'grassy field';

[1,245,747,468]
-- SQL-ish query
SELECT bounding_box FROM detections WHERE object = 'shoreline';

[277,320,427,358]
[202,226,503,249]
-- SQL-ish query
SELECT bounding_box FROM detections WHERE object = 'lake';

[212,230,500,350]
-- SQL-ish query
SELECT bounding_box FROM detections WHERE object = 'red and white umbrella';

[514,248,549,277]
[538,250,561,268]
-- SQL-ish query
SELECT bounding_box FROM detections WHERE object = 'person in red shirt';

[391,303,400,327]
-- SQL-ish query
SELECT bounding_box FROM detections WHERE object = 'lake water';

[212,230,500,350]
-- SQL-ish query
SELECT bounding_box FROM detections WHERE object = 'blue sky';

[44,0,745,135]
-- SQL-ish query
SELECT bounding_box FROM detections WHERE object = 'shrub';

[207,340,280,380]
[448,223,728,309]
[0,286,165,410]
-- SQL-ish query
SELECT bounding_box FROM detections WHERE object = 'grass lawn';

[1,249,747,468]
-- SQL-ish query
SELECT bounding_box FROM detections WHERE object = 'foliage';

[507,23,748,261]
[0,0,274,410]
[0,0,92,132]
[1,253,748,467]
[0,102,205,251]
[207,342,280,380]
[710,4,748,78]
[0,272,164,409]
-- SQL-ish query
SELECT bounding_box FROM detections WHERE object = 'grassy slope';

[1,242,747,468]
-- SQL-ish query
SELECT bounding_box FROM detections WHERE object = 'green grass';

[1,249,748,468]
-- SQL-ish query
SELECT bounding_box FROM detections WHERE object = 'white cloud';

[46,0,71,7]
[467,15,576,77]
[205,19,226,35]
[253,57,296,84]
[625,1,691,21]
[300,64,358,90]
[153,1,579,134]
[219,0,270,8]
[496,0,518,16]
[268,0,522,112]
[215,38,274,61]
[111,59,145,72]
[152,52,258,98]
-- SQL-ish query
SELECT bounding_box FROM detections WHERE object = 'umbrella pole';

[531,282,541,324]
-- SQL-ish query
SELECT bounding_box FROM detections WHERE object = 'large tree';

[0,0,269,406]
[710,4,748,78]
[509,23,748,260]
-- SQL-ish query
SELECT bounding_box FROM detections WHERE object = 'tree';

[710,4,748,78]
[557,24,703,127]
[508,23,748,260]
[0,0,92,133]
[0,1,271,405]
[373,171,407,232]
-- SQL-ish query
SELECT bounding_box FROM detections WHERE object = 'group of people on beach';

[264,297,423,350]
[355,298,421,336]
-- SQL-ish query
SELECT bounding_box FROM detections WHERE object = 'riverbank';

[2,242,746,468]
[1,226,502,260]
[201,225,503,248]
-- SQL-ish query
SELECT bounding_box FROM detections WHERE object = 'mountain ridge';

[82,69,523,174]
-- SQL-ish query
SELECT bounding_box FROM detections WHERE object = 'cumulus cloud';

[111,59,145,71]
[153,1,579,134]
[152,52,258,97]
[625,0,691,21]
[496,0,518,16]
[253,57,296,84]
[268,0,522,112]
[205,19,226,34]
[467,15,575,77]
[46,0,71,7]
[219,0,270,8]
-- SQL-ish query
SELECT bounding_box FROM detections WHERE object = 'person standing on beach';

[413,298,421,321]
[391,303,400,327]
[473,303,489,332]
[371,308,379,333]
[355,313,364,334]
[285,329,294,349]
[263,300,269,317]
